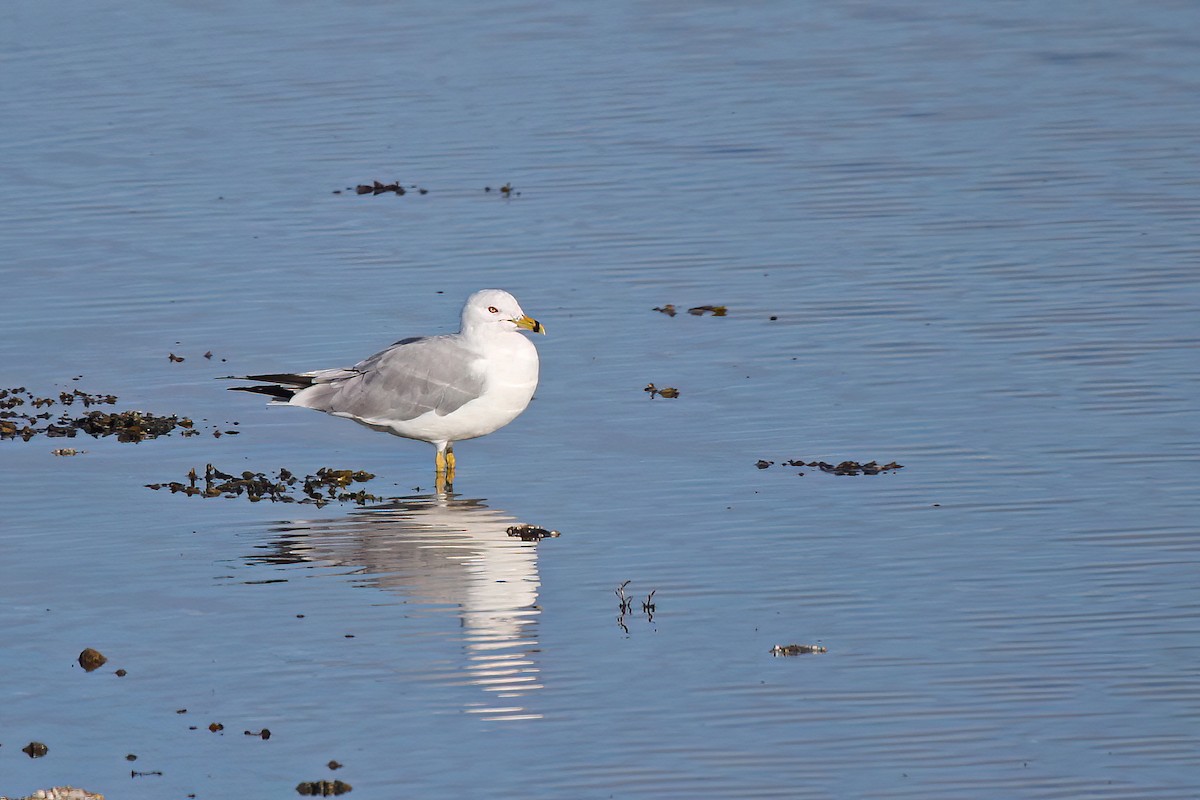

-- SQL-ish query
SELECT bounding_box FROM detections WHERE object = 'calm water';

[2,1,1199,798]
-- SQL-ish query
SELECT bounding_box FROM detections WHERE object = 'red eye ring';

[488,306,499,313]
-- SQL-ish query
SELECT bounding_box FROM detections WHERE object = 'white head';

[460,289,545,336]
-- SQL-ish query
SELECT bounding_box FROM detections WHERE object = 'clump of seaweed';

[506,524,560,541]
[771,643,827,656]
[651,303,727,316]
[758,458,904,476]
[1,387,200,442]
[146,465,381,507]
[615,581,658,633]
[74,410,193,442]
[483,182,519,197]
[787,459,903,476]
[296,780,352,796]
[350,180,427,196]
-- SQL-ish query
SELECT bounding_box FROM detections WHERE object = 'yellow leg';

[434,445,455,495]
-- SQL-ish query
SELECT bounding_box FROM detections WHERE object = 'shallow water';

[2,1,1199,798]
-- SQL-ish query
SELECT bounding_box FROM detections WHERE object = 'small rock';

[78,648,107,672]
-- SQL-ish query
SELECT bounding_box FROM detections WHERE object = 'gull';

[231,289,544,487]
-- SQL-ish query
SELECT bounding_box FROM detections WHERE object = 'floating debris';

[129,771,161,778]
[244,728,271,740]
[757,458,903,476]
[771,643,827,656]
[642,589,656,620]
[22,741,49,758]
[78,648,107,672]
[168,353,185,363]
[616,582,633,613]
[482,182,520,197]
[506,524,560,541]
[296,780,352,797]
[688,305,727,316]
[146,465,382,507]
[616,581,657,632]
[208,722,224,733]
[781,459,903,476]
[644,383,680,399]
[327,761,344,771]
[77,410,194,442]
[350,180,426,196]
[1,387,204,442]
[652,304,677,317]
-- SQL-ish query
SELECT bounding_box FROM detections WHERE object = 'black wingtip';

[228,384,297,401]
[243,373,316,387]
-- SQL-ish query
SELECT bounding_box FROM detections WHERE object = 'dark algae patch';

[651,303,727,316]
[771,643,827,656]
[795,459,903,476]
[296,780,352,796]
[759,458,904,476]
[506,524,561,541]
[74,409,194,441]
[1,387,199,442]
[146,465,382,507]
[615,581,658,633]
[349,179,427,196]
[483,182,519,197]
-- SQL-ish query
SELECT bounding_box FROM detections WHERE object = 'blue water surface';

[1,1,1198,798]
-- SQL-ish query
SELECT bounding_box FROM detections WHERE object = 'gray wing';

[292,335,485,421]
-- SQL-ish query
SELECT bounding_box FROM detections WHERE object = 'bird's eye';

[488,306,499,314]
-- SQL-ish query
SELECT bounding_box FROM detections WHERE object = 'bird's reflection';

[248,493,554,721]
